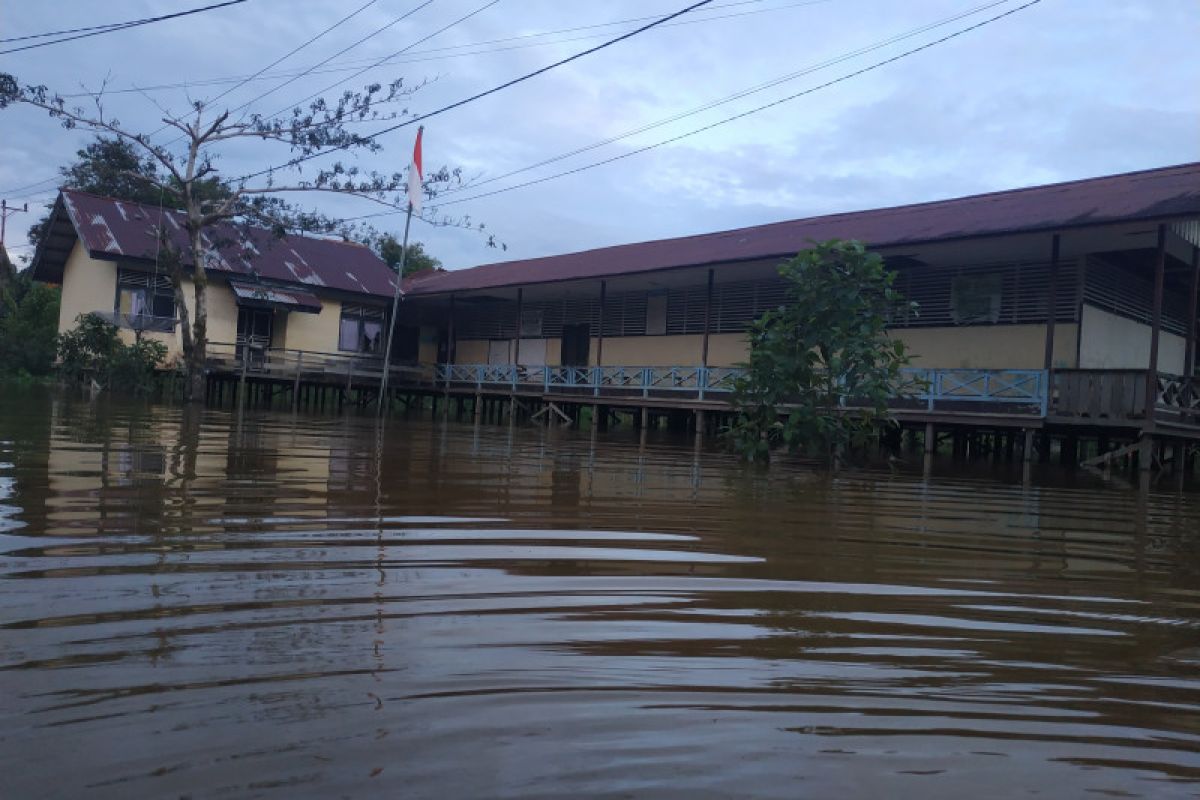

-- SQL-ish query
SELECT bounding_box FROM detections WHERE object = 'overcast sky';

[1,0,1197,270]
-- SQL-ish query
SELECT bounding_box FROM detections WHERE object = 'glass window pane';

[151,291,175,318]
[339,317,360,351]
[118,288,147,316]
[361,320,382,353]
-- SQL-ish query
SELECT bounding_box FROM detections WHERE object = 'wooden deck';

[202,345,1200,439]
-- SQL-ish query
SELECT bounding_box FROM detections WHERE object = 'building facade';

[31,189,401,364]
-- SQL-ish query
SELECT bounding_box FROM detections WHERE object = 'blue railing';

[434,364,1049,414]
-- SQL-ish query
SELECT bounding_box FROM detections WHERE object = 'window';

[645,292,668,335]
[339,305,386,353]
[951,274,1002,324]
[116,269,175,327]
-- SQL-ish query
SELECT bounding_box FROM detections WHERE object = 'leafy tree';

[726,239,919,465]
[0,268,60,377]
[374,235,442,276]
[56,313,166,393]
[27,136,234,249]
[1,71,482,402]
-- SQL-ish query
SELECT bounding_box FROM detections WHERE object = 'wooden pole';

[379,183,417,413]
[701,268,714,367]
[1145,224,1167,422]
[512,288,523,368]
[596,280,607,368]
[292,350,303,412]
[1184,246,1199,380]
[447,293,457,371]
[1043,234,1061,371]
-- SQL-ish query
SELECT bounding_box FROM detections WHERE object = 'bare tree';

[1,73,479,402]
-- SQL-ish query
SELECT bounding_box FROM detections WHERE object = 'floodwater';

[2,388,1200,799]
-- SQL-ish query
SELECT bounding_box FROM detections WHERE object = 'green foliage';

[27,135,234,249]
[726,239,919,465]
[0,266,60,378]
[374,235,442,277]
[56,314,166,393]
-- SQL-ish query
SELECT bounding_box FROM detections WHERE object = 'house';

[30,166,1200,444]
[30,189,405,363]
[400,163,1200,380]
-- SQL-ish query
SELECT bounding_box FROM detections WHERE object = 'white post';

[379,201,415,414]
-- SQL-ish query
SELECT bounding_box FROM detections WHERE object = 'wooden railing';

[1155,373,1200,424]
[1051,369,1200,426]
[435,364,1049,413]
[206,342,434,387]
[1051,369,1148,420]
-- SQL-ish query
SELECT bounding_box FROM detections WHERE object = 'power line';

[150,0,393,142]
[436,0,1014,199]
[222,1,434,119]
[344,0,1040,222]
[56,0,818,100]
[1,21,128,44]
[261,1,501,123]
[0,0,251,56]
[202,0,383,109]
[232,0,717,184]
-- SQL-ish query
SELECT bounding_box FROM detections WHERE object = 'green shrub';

[0,277,60,377]
[56,313,166,393]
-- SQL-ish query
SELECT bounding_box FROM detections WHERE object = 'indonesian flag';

[407,126,424,213]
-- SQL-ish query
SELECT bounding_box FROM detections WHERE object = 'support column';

[1043,233,1061,372]
[701,268,714,368]
[924,422,936,456]
[1185,246,1199,378]
[512,288,523,369]
[1185,246,1200,425]
[1144,225,1167,422]
[595,280,607,369]
[447,293,457,370]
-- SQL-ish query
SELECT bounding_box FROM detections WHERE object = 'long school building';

[394,162,1200,467]
[31,165,1200,467]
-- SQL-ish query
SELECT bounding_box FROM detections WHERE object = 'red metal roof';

[57,190,399,298]
[229,282,322,313]
[407,162,1200,296]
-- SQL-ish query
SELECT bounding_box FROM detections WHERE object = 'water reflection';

[1,387,1200,798]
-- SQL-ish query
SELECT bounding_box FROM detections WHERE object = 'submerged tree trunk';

[185,225,209,404]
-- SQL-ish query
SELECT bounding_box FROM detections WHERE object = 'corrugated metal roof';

[57,190,399,298]
[406,162,1200,296]
[229,282,322,313]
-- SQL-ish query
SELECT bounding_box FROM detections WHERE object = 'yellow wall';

[115,277,240,363]
[891,323,1079,370]
[454,339,490,364]
[57,241,116,336]
[418,325,440,364]
[446,327,1078,370]
[280,298,341,352]
[1078,305,1185,372]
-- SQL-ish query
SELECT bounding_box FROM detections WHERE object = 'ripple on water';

[2,394,1200,798]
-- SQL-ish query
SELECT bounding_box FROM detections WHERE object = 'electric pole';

[1,200,30,248]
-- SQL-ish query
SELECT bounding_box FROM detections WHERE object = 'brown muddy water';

[2,387,1200,799]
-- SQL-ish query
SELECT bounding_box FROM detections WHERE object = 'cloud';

[3,0,1197,271]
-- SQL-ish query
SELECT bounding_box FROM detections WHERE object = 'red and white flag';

[407,126,424,213]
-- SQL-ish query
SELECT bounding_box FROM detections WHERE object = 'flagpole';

[379,200,413,415]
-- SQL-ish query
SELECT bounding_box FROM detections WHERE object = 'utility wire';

[232,0,716,184]
[261,0,500,123]
[1,20,128,44]
[0,1,251,55]
[222,1,434,119]
[55,0,825,99]
[151,0,392,141]
[344,0,1040,222]
[435,0,1042,208]
[202,0,383,109]
[437,0,1014,199]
